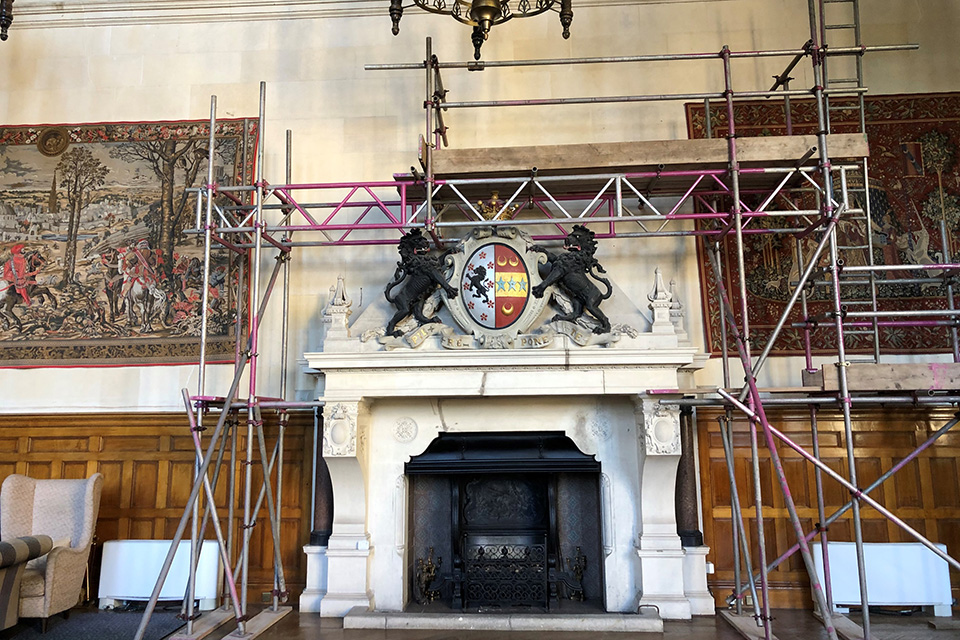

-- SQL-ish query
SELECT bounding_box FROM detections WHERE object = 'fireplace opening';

[406,432,604,612]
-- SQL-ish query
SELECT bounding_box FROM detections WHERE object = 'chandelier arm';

[398,0,568,60]
[413,1,552,20]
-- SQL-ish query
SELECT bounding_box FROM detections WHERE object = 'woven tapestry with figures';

[687,93,960,356]
[0,119,257,366]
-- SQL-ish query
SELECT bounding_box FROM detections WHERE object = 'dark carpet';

[4,607,184,640]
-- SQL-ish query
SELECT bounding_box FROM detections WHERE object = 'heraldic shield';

[447,227,549,341]
[462,243,528,329]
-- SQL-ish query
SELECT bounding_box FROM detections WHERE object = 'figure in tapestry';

[0,245,58,331]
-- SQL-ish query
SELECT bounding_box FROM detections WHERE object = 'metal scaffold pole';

[809,1,871,634]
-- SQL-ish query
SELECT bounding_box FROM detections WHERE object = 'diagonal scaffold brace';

[706,244,840,640]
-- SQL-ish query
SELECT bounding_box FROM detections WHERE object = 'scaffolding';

[131,2,959,639]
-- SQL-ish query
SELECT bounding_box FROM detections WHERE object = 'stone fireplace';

[300,227,714,621]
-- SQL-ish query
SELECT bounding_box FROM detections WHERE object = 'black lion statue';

[530,225,613,334]
[384,229,459,337]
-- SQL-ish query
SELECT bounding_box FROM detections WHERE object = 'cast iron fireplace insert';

[406,432,603,612]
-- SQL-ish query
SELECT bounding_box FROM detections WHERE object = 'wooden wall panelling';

[697,407,960,611]
[0,412,315,604]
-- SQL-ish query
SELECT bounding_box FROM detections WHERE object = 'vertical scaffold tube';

[241,80,268,624]
[721,46,751,361]
[808,1,871,633]
[809,407,834,611]
[722,47,770,635]
[186,94,220,633]
[710,241,740,612]
[808,0,872,640]
[861,160,881,362]
[272,129,295,612]
[425,37,435,233]
[939,217,960,362]
[717,415,761,620]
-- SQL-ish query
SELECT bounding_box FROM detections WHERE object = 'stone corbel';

[639,397,681,457]
[323,401,360,457]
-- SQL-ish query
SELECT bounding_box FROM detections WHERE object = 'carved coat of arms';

[445,228,549,344]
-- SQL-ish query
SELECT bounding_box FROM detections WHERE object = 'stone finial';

[669,279,689,345]
[321,275,353,344]
[326,275,352,315]
[647,267,674,334]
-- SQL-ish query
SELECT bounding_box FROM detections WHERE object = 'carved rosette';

[323,402,359,457]
[636,398,681,456]
[588,414,611,442]
[394,417,418,443]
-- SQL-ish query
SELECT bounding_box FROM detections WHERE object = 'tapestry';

[686,93,960,356]
[0,119,257,366]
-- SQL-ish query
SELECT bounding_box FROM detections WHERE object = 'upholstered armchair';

[0,535,53,630]
[0,474,103,631]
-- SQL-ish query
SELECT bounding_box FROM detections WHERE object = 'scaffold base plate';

[813,610,877,640]
[718,610,778,640]
[224,606,292,639]
[928,617,960,629]
[169,607,234,640]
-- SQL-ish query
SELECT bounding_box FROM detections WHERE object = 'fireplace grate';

[463,535,548,608]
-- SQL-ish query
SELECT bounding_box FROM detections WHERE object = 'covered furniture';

[0,535,53,630]
[0,474,103,631]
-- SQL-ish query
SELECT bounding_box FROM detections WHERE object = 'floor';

[203,608,957,640]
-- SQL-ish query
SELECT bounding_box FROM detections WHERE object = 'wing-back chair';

[0,474,103,631]
[0,535,53,630]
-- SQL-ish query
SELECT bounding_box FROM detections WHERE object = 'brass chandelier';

[390,0,573,60]
[0,0,13,41]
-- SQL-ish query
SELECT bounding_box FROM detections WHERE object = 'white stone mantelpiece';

[312,347,698,400]
[302,262,709,620]
[302,344,709,619]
